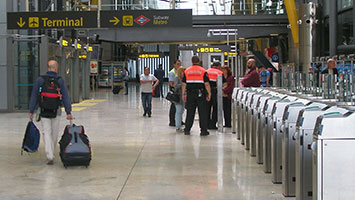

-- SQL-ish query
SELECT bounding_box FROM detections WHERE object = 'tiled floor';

[0,85,294,200]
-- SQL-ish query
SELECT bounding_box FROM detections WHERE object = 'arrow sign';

[109,17,120,25]
[17,17,25,27]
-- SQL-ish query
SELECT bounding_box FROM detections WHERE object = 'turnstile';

[236,88,246,140]
[270,96,298,184]
[312,110,355,200]
[232,88,239,134]
[249,91,268,157]
[263,95,284,174]
[281,100,312,197]
[294,105,346,200]
[255,94,273,165]
[244,90,257,151]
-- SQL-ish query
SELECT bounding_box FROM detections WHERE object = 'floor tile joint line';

[116,132,152,200]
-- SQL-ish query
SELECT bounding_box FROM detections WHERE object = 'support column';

[40,36,49,75]
[329,0,337,57]
[169,44,178,70]
[353,4,355,45]
[72,52,80,103]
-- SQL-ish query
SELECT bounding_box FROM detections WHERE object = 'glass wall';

[13,40,40,110]
[337,10,353,46]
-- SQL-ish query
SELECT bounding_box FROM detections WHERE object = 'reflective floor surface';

[0,84,295,200]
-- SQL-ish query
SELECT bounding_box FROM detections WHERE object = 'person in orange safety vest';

[181,56,211,136]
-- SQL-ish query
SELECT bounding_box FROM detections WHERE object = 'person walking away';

[181,56,211,136]
[241,58,260,87]
[28,60,73,165]
[154,64,165,98]
[206,62,226,130]
[168,60,181,126]
[174,66,186,132]
[140,67,159,117]
[222,66,235,128]
[123,67,129,95]
[259,65,270,87]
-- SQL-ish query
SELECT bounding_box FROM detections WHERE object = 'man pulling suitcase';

[29,60,73,165]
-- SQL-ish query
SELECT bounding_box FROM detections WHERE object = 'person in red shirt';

[241,58,261,87]
[222,66,235,128]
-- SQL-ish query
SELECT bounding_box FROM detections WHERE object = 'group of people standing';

[168,56,235,136]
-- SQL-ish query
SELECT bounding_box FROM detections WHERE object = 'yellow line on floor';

[72,103,97,107]
[62,107,88,112]
[82,99,107,103]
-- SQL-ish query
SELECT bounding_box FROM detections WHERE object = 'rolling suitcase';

[112,86,122,94]
[59,123,91,168]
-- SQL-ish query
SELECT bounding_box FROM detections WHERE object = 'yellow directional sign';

[122,15,133,26]
[109,16,120,25]
[17,17,25,27]
[28,17,39,28]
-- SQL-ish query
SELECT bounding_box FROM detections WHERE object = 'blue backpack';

[21,121,40,154]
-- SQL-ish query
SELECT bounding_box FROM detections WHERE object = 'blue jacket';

[29,71,72,115]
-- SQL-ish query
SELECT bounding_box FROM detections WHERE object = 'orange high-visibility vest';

[207,68,223,82]
[185,65,207,84]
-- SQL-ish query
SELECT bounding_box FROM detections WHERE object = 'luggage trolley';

[270,96,298,184]
[312,109,354,200]
[294,105,347,200]
[281,99,312,197]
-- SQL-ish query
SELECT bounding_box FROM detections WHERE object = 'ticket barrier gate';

[244,88,265,152]
[263,95,285,173]
[294,105,349,200]
[236,88,246,140]
[240,89,250,146]
[231,88,240,134]
[270,96,298,184]
[244,90,257,151]
[281,100,312,197]
[249,90,269,157]
[312,110,355,200]
[255,94,273,165]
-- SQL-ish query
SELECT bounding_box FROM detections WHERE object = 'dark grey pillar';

[353,5,355,45]
[72,52,80,103]
[40,36,49,75]
[169,45,178,70]
[83,54,91,99]
[329,0,337,57]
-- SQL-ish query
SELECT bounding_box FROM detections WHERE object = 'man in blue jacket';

[28,60,73,165]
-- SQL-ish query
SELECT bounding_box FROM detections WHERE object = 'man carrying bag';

[29,60,73,165]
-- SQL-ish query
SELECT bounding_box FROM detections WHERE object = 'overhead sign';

[194,45,231,54]
[100,9,192,28]
[7,11,97,29]
[138,53,163,58]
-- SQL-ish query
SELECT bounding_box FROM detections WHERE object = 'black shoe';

[143,112,146,117]
[184,129,190,135]
[224,125,232,128]
[148,114,151,117]
[200,131,210,136]
[169,123,175,127]
[124,93,128,95]
[208,126,217,130]
[182,122,185,125]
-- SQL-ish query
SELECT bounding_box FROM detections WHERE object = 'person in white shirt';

[140,67,159,117]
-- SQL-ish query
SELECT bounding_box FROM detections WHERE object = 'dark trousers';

[124,81,128,94]
[185,91,208,133]
[223,97,232,127]
[169,102,176,125]
[141,92,152,115]
[207,89,217,128]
